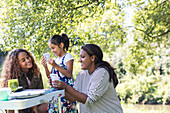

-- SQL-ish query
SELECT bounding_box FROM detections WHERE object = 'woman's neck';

[22,69,29,74]
[88,64,96,75]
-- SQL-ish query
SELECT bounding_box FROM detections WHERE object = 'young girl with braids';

[41,34,77,113]
[1,48,47,113]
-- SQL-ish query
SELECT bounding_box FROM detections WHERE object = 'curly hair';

[1,49,40,87]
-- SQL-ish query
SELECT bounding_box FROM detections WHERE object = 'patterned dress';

[46,53,77,113]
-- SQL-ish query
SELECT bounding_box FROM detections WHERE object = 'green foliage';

[121,104,169,113]
[0,0,169,106]
[122,0,170,75]
[133,0,169,39]
[117,74,170,105]
[0,0,126,61]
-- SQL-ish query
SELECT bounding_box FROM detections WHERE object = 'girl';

[53,44,123,113]
[41,34,77,113]
[1,48,47,113]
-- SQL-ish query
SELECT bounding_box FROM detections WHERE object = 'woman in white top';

[53,44,123,113]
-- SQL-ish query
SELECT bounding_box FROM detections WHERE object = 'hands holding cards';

[41,53,51,67]
[43,53,50,62]
[42,53,56,66]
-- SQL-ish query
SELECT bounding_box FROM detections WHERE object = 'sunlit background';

[0,0,169,113]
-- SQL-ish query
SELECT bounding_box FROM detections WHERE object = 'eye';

[81,55,85,58]
[21,59,25,62]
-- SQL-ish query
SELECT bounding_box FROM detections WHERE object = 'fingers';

[48,78,52,86]
[41,56,46,62]
[51,80,63,89]
[41,56,47,66]
[51,80,58,88]
[47,75,51,79]
[47,59,53,64]
[32,106,38,113]
[41,56,54,65]
[48,59,57,67]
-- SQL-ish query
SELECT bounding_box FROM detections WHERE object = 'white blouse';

[74,68,123,113]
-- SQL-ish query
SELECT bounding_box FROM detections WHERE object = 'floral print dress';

[46,54,77,113]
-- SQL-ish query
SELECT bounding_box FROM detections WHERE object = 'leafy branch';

[134,27,170,38]
[152,0,168,10]
[74,1,103,10]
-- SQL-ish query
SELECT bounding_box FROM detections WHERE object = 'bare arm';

[64,91,76,102]
[66,85,87,104]
[41,56,50,77]
[48,59,73,78]
[44,66,51,77]
[55,80,87,104]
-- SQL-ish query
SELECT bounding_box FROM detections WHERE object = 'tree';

[0,0,126,60]
[124,0,169,75]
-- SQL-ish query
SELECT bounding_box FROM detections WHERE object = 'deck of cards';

[43,53,50,61]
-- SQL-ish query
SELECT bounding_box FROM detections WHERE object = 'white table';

[0,89,65,113]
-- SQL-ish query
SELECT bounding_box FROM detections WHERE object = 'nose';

[26,58,30,63]
[51,49,54,53]
[78,58,81,62]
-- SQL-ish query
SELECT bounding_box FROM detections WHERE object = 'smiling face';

[49,42,63,57]
[79,49,95,74]
[18,52,33,73]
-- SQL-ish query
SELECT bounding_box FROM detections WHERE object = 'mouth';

[52,52,57,55]
[81,64,84,68]
[27,62,32,67]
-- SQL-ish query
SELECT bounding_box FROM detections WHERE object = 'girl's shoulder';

[65,53,74,59]
[64,53,74,63]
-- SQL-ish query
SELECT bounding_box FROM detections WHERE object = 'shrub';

[117,74,170,105]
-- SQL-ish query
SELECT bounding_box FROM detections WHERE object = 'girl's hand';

[41,56,47,67]
[48,77,52,86]
[47,59,57,67]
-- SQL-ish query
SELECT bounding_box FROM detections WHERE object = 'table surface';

[0,89,65,110]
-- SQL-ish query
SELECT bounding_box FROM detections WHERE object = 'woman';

[1,49,47,113]
[52,44,123,113]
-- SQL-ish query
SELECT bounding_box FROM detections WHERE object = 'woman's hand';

[41,56,47,67]
[52,80,68,90]
[32,105,39,113]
